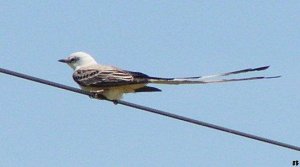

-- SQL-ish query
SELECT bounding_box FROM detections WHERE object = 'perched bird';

[59,52,280,100]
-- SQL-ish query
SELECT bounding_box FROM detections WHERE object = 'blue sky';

[1,1,299,166]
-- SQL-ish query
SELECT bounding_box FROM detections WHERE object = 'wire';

[0,67,299,152]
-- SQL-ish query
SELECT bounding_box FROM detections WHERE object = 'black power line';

[0,67,299,152]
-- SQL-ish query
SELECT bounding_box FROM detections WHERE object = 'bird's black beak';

[58,59,70,63]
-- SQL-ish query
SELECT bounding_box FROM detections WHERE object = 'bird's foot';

[112,100,119,105]
[89,90,106,100]
[88,90,119,105]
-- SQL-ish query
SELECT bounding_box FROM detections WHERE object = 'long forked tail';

[148,66,281,85]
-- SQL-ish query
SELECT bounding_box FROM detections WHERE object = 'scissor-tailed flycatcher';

[59,52,280,100]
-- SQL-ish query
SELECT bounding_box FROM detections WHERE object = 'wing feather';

[73,66,149,87]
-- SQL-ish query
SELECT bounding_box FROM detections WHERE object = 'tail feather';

[148,66,280,85]
[192,65,270,80]
[134,86,162,92]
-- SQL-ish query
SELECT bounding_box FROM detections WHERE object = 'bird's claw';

[88,91,118,105]
[89,92,106,100]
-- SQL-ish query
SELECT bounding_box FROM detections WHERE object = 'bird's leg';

[88,90,119,105]
[89,90,106,100]
[112,100,119,105]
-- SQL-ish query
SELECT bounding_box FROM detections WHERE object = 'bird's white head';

[58,52,98,70]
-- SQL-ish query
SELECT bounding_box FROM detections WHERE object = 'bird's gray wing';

[73,67,149,87]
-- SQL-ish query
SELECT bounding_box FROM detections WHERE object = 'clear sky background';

[1,1,299,166]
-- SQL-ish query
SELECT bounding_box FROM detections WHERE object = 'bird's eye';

[70,57,79,63]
